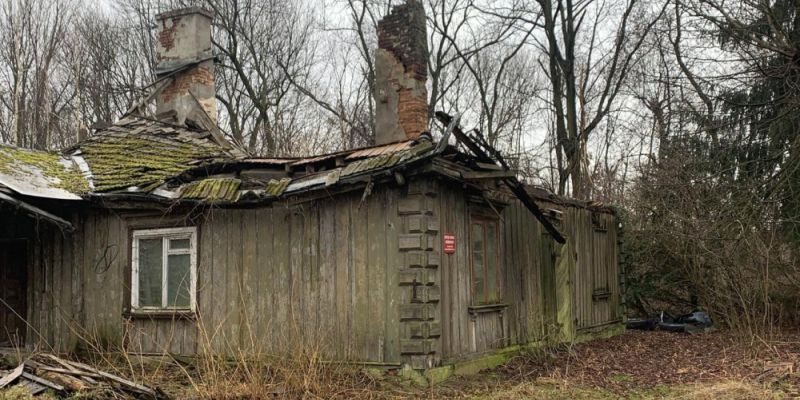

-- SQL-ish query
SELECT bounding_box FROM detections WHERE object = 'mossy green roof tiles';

[69,116,241,192]
[1,116,448,205]
[0,144,89,198]
[179,178,241,201]
[265,178,291,196]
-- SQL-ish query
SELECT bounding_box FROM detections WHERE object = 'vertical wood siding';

[11,181,621,364]
[439,183,509,360]
[17,186,403,363]
[501,200,622,344]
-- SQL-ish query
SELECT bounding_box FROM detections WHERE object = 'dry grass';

[3,316,798,399]
[479,379,784,400]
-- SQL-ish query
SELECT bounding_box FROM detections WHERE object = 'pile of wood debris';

[0,353,168,399]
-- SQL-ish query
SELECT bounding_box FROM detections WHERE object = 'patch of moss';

[180,178,241,201]
[79,136,224,192]
[0,145,89,193]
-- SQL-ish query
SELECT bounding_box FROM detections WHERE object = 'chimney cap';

[156,6,214,21]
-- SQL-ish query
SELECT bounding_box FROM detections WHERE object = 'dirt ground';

[421,329,800,399]
[2,330,798,399]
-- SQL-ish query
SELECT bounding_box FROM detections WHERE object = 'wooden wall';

[190,186,402,362]
[438,183,510,360]
[11,178,621,366]
[17,186,404,363]
[440,184,622,362]
[567,209,621,330]
[502,199,622,344]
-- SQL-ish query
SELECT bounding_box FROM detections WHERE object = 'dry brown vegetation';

[5,328,796,399]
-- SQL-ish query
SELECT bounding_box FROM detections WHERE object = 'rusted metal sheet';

[244,140,416,169]
[345,140,414,159]
[288,153,340,166]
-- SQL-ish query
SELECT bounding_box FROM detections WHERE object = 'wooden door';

[0,241,27,347]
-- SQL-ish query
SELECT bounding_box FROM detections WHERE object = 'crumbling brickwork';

[377,1,428,81]
[374,0,430,145]
[154,7,217,124]
[157,16,180,53]
[159,65,214,103]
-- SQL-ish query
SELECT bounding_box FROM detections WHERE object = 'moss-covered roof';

[0,116,447,205]
[0,144,89,198]
[179,178,241,201]
[69,116,241,192]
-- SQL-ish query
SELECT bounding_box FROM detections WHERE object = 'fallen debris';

[626,310,715,334]
[0,353,168,399]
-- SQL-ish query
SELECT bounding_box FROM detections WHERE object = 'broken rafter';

[434,111,567,244]
[0,191,74,232]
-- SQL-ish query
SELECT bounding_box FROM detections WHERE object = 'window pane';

[138,238,163,308]
[167,254,191,308]
[170,238,190,250]
[486,223,498,302]
[471,223,485,303]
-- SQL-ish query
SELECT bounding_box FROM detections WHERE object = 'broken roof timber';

[0,191,74,231]
[434,111,567,244]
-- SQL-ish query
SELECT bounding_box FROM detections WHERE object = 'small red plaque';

[443,233,456,254]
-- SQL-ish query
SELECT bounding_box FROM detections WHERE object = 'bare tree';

[504,0,667,198]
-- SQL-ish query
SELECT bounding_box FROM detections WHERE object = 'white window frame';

[131,227,197,312]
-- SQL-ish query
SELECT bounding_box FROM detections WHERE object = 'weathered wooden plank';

[456,187,470,355]
[366,188,386,362]
[226,210,243,352]
[383,188,400,363]
[318,199,336,356]
[352,195,369,361]
[305,204,319,346]
[70,213,84,351]
[84,214,99,343]
[241,209,258,350]
[254,207,272,354]
[198,211,214,354]
[209,210,228,353]
[60,224,74,351]
[51,229,63,350]
[105,212,123,346]
[288,208,304,348]
[439,188,452,358]
[273,206,290,352]
[334,196,352,358]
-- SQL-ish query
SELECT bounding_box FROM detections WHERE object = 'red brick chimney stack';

[154,7,217,125]
[374,0,430,145]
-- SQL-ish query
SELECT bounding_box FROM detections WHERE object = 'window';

[132,227,197,312]
[470,218,501,305]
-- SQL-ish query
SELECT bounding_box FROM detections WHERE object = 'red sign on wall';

[443,233,456,254]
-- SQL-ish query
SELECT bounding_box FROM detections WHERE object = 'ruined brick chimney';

[374,0,429,145]
[154,7,216,126]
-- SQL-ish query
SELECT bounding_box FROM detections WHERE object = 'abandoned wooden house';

[0,2,623,373]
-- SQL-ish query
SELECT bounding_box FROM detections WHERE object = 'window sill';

[468,303,508,315]
[124,310,197,320]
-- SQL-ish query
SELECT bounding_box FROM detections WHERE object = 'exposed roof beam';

[0,191,74,232]
[434,111,567,244]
